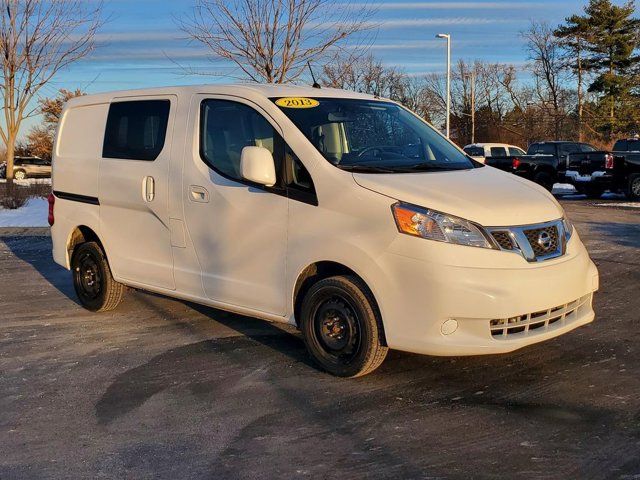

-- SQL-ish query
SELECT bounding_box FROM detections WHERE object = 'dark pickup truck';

[564,138,640,199]
[610,139,640,199]
[564,149,615,198]
[485,141,597,191]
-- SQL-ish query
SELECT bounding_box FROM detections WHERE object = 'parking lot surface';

[1,199,639,479]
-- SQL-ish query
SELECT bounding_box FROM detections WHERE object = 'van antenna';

[307,61,321,89]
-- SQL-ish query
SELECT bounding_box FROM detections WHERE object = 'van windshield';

[272,98,477,173]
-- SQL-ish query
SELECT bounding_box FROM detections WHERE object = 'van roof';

[65,83,380,107]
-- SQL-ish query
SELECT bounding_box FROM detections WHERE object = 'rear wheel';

[71,241,125,312]
[14,170,26,180]
[584,184,604,199]
[627,174,640,200]
[300,275,388,377]
[533,171,554,191]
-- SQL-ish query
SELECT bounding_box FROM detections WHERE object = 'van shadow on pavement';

[1,234,79,305]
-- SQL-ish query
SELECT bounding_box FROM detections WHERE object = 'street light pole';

[436,33,451,138]
[470,70,475,144]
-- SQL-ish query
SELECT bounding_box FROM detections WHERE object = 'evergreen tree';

[555,14,593,141]
[582,0,640,137]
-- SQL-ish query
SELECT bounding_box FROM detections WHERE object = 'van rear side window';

[102,100,170,161]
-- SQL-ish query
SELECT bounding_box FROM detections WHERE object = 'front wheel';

[300,275,388,377]
[14,170,26,180]
[71,241,125,312]
[627,174,640,200]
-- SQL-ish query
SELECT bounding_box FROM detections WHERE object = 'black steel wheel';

[71,241,125,312]
[300,275,388,377]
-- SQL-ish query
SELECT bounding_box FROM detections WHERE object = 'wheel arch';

[66,225,105,264]
[291,260,387,345]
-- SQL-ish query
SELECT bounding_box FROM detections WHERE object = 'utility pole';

[436,33,451,138]
[470,70,475,144]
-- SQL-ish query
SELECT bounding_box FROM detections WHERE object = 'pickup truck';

[485,141,597,191]
[610,139,640,199]
[564,149,615,198]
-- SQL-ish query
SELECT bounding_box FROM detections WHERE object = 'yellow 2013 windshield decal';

[275,97,319,108]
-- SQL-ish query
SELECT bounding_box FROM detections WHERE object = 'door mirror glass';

[241,146,276,187]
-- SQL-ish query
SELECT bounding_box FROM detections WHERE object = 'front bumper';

[367,232,599,356]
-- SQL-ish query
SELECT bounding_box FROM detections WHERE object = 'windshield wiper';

[402,163,461,171]
[338,165,401,173]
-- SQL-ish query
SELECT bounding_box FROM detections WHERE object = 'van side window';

[200,100,281,182]
[103,100,170,161]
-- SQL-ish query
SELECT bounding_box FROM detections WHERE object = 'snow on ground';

[552,183,577,195]
[0,178,51,186]
[0,197,49,227]
[594,202,640,208]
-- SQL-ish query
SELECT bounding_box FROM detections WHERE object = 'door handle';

[189,185,209,203]
[143,176,155,202]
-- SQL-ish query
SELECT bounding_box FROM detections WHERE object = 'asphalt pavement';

[0,198,639,479]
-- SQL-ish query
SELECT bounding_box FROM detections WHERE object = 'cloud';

[344,1,547,9]
[375,17,514,28]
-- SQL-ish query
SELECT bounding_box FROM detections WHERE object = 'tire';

[300,275,388,377]
[14,170,26,180]
[627,174,640,200]
[71,241,125,312]
[533,171,554,192]
[584,184,604,199]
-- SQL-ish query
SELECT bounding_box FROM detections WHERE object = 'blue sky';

[27,0,586,133]
[51,0,586,90]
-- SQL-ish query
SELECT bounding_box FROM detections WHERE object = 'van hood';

[352,166,563,226]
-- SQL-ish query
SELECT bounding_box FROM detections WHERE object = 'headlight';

[562,216,573,240]
[391,202,496,249]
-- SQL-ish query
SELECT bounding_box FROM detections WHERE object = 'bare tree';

[178,0,374,83]
[522,21,568,140]
[323,53,404,97]
[0,0,102,182]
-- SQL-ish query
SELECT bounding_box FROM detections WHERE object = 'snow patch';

[552,183,577,195]
[594,202,640,208]
[0,197,49,227]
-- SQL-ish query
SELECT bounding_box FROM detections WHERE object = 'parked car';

[485,141,598,191]
[609,138,640,199]
[463,143,526,163]
[0,156,52,180]
[49,85,599,377]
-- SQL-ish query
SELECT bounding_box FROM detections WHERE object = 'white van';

[50,84,599,377]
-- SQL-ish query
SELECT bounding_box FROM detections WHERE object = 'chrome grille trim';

[487,219,567,262]
[490,294,592,338]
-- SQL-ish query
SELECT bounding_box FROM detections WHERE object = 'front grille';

[487,219,566,262]
[490,294,592,338]
[491,231,514,250]
[523,225,559,257]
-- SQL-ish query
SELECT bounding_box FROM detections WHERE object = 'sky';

[26,0,588,133]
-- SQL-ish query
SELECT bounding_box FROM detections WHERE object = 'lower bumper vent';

[490,294,592,338]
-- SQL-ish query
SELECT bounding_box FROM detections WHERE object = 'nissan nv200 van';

[50,85,599,377]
